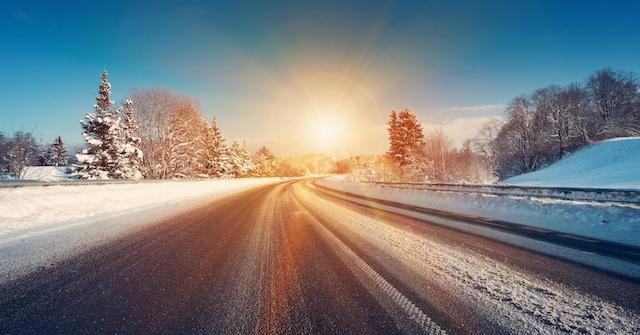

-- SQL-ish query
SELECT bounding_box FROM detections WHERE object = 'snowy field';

[504,137,640,189]
[0,178,284,281]
[317,177,640,247]
[18,166,72,182]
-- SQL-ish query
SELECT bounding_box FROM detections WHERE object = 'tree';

[6,131,42,178]
[44,136,69,166]
[532,86,573,158]
[252,146,276,177]
[423,128,452,182]
[586,69,639,138]
[387,109,425,166]
[274,158,306,177]
[166,102,207,179]
[470,118,502,176]
[76,70,142,179]
[118,99,144,179]
[130,89,207,179]
[76,70,125,179]
[228,140,254,177]
[494,96,551,177]
[386,111,402,163]
[560,84,591,146]
[202,118,232,178]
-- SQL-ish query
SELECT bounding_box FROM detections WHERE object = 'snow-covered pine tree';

[239,141,255,176]
[203,118,231,178]
[118,99,144,179]
[45,136,69,166]
[76,70,124,179]
[228,140,254,177]
[252,145,276,177]
[387,111,402,163]
[387,109,425,166]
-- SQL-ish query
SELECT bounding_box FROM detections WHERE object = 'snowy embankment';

[504,137,640,189]
[19,166,72,182]
[317,176,640,247]
[0,178,284,282]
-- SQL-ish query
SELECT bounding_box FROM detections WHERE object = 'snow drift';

[18,166,72,182]
[504,137,640,189]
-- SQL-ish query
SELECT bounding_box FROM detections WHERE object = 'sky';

[1,0,640,156]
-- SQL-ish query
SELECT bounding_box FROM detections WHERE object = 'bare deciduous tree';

[130,89,205,179]
[586,69,639,138]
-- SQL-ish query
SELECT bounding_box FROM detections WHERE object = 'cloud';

[430,104,506,123]
[421,115,504,147]
[440,104,506,113]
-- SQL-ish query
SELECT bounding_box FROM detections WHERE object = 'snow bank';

[504,137,640,189]
[19,166,72,182]
[317,177,640,247]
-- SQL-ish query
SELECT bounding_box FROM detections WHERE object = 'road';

[1,179,639,334]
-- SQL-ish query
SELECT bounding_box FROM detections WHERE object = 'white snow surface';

[317,177,640,247]
[504,137,640,189]
[19,166,72,182]
[0,178,283,281]
[295,184,640,334]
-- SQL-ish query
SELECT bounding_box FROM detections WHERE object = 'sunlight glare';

[309,113,344,151]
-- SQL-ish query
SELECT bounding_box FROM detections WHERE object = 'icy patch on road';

[296,185,640,334]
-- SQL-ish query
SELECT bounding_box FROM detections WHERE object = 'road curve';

[1,179,639,334]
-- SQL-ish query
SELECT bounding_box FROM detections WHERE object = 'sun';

[308,115,344,151]
[314,122,337,143]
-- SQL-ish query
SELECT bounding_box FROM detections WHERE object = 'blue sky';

[1,0,639,154]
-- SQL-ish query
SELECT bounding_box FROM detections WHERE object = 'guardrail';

[356,181,640,204]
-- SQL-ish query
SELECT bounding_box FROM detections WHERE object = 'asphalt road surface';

[1,179,639,334]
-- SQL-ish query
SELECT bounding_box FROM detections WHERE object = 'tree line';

[336,109,493,183]
[0,132,69,179]
[470,68,640,179]
[341,68,640,183]
[75,71,294,180]
[1,70,337,180]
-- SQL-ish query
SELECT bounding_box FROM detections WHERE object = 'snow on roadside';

[18,166,72,182]
[0,178,282,241]
[0,178,284,282]
[317,177,640,247]
[295,184,640,334]
[504,137,640,189]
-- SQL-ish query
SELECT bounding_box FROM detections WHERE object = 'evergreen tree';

[252,145,276,177]
[76,70,124,179]
[387,111,401,162]
[386,109,425,166]
[45,136,69,166]
[228,140,254,177]
[203,118,231,178]
[118,99,144,179]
